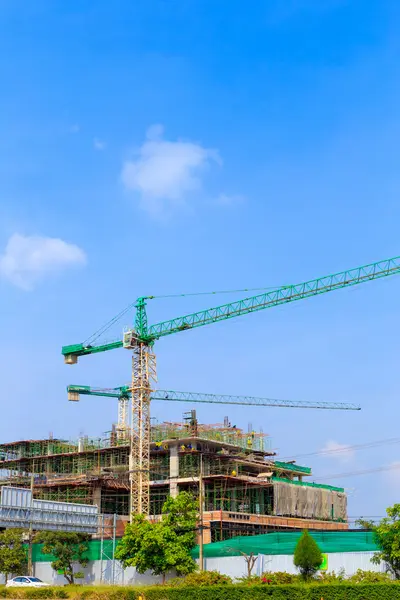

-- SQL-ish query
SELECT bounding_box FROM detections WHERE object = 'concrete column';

[93,486,102,510]
[169,445,179,498]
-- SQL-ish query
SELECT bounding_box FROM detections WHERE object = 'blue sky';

[1,0,400,523]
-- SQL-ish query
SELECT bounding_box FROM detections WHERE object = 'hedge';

[1,585,400,600]
[0,590,70,599]
[142,584,400,600]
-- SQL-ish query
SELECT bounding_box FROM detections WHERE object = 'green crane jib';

[67,384,360,411]
[62,254,400,516]
[62,255,400,361]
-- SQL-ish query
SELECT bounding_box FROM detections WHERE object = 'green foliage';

[142,584,400,599]
[168,571,232,586]
[306,584,400,599]
[347,568,392,583]
[0,529,27,582]
[318,568,346,583]
[2,584,400,600]
[236,571,300,585]
[19,589,55,598]
[161,492,198,545]
[365,503,400,578]
[356,518,375,530]
[235,574,263,584]
[35,531,90,585]
[0,590,66,599]
[141,586,305,600]
[261,571,300,584]
[293,530,323,580]
[116,492,198,582]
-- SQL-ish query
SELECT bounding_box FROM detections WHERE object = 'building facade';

[0,413,347,542]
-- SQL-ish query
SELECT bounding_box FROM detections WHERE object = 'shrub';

[293,530,323,580]
[24,588,55,598]
[235,574,262,584]
[347,569,392,583]
[4,582,400,600]
[168,571,232,587]
[307,584,400,599]
[8,589,56,599]
[143,585,305,599]
[71,591,138,600]
[143,584,400,599]
[317,569,346,584]
[261,571,299,585]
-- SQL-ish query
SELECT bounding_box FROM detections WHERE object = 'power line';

[281,437,400,462]
[314,462,400,481]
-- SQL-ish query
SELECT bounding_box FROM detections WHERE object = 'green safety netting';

[32,540,115,563]
[31,531,377,563]
[274,462,312,475]
[191,531,377,558]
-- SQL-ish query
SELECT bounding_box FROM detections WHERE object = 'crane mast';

[122,305,156,515]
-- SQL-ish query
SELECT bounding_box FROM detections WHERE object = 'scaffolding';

[150,421,270,452]
[0,415,348,537]
[204,479,274,515]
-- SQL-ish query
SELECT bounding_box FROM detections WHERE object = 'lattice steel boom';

[67,385,360,411]
[62,254,400,360]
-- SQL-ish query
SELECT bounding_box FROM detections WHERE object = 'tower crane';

[67,384,360,437]
[62,255,400,516]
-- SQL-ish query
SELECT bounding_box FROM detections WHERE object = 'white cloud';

[94,138,106,151]
[320,440,355,463]
[121,125,221,215]
[0,234,87,290]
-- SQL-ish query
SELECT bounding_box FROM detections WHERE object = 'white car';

[6,577,49,587]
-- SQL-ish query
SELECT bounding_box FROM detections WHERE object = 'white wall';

[26,552,385,585]
[204,552,386,578]
[32,561,177,586]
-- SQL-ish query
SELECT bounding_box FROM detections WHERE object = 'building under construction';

[0,412,347,542]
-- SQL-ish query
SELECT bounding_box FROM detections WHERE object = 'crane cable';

[148,285,290,300]
[82,285,290,346]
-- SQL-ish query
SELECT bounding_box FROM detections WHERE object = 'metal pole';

[111,513,117,585]
[199,454,204,572]
[99,514,104,584]
[27,461,34,576]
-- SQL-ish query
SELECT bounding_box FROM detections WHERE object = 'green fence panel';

[32,539,115,562]
[191,531,377,558]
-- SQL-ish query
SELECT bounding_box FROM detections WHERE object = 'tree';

[358,504,400,578]
[35,531,90,584]
[293,530,323,580]
[0,529,27,582]
[225,545,258,578]
[116,492,198,584]
[241,552,257,578]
